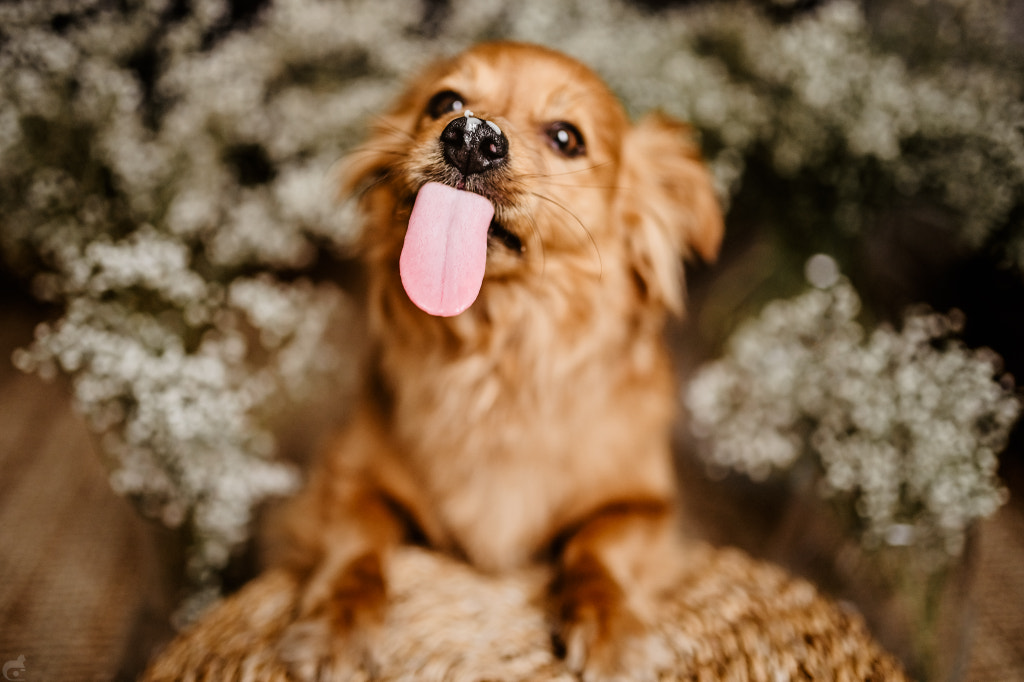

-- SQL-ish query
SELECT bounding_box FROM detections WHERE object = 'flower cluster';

[675,0,1024,254]
[686,267,1020,556]
[0,0,381,614]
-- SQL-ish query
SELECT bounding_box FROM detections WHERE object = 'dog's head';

[342,41,722,324]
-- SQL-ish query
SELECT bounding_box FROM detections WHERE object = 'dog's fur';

[271,41,723,681]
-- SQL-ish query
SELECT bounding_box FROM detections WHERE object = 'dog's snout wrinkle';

[440,113,509,177]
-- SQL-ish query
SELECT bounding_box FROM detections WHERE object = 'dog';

[271,41,723,681]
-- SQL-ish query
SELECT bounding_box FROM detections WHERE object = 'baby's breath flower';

[687,271,1020,556]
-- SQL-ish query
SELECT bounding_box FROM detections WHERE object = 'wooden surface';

[1,288,1022,681]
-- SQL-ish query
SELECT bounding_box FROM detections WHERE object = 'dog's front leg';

[279,498,399,680]
[551,502,680,682]
[273,429,407,680]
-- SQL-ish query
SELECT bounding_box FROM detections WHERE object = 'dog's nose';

[440,111,508,176]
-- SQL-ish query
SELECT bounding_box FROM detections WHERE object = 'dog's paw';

[559,604,670,682]
[278,615,379,681]
[278,553,387,681]
[553,555,671,682]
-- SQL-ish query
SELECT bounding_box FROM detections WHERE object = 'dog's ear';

[617,113,723,314]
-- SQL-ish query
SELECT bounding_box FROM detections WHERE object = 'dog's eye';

[426,90,466,119]
[545,122,586,158]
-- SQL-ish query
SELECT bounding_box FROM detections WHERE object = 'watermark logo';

[2,655,26,681]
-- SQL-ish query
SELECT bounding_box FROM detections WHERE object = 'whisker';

[519,208,548,279]
[343,147,408,161]
[365,112,416,144]
[347,166,401,203]
[517,160,614,182]
[528,190,603,279]
[528,180,623,191]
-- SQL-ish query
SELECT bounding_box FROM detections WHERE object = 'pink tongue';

[400,182,494,317]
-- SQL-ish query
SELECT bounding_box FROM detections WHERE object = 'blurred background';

[1,0,1022,679]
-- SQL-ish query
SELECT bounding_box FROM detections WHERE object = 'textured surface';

[0,293,181,681]
[141,544,907,682]
[0,291,1022,680]
[968,498,1024,681]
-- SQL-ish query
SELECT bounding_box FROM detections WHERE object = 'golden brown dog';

[272,41,722,681]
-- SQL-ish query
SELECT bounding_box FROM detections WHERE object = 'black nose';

[440,113,509,176]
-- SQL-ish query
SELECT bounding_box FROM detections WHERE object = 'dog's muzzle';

[441,111,509,177]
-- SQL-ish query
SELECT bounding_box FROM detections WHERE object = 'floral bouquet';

[687,264,1019,556]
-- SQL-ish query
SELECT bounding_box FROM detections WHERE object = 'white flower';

[687,274,1020,556]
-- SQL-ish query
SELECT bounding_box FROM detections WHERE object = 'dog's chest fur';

[376,286,676,572]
